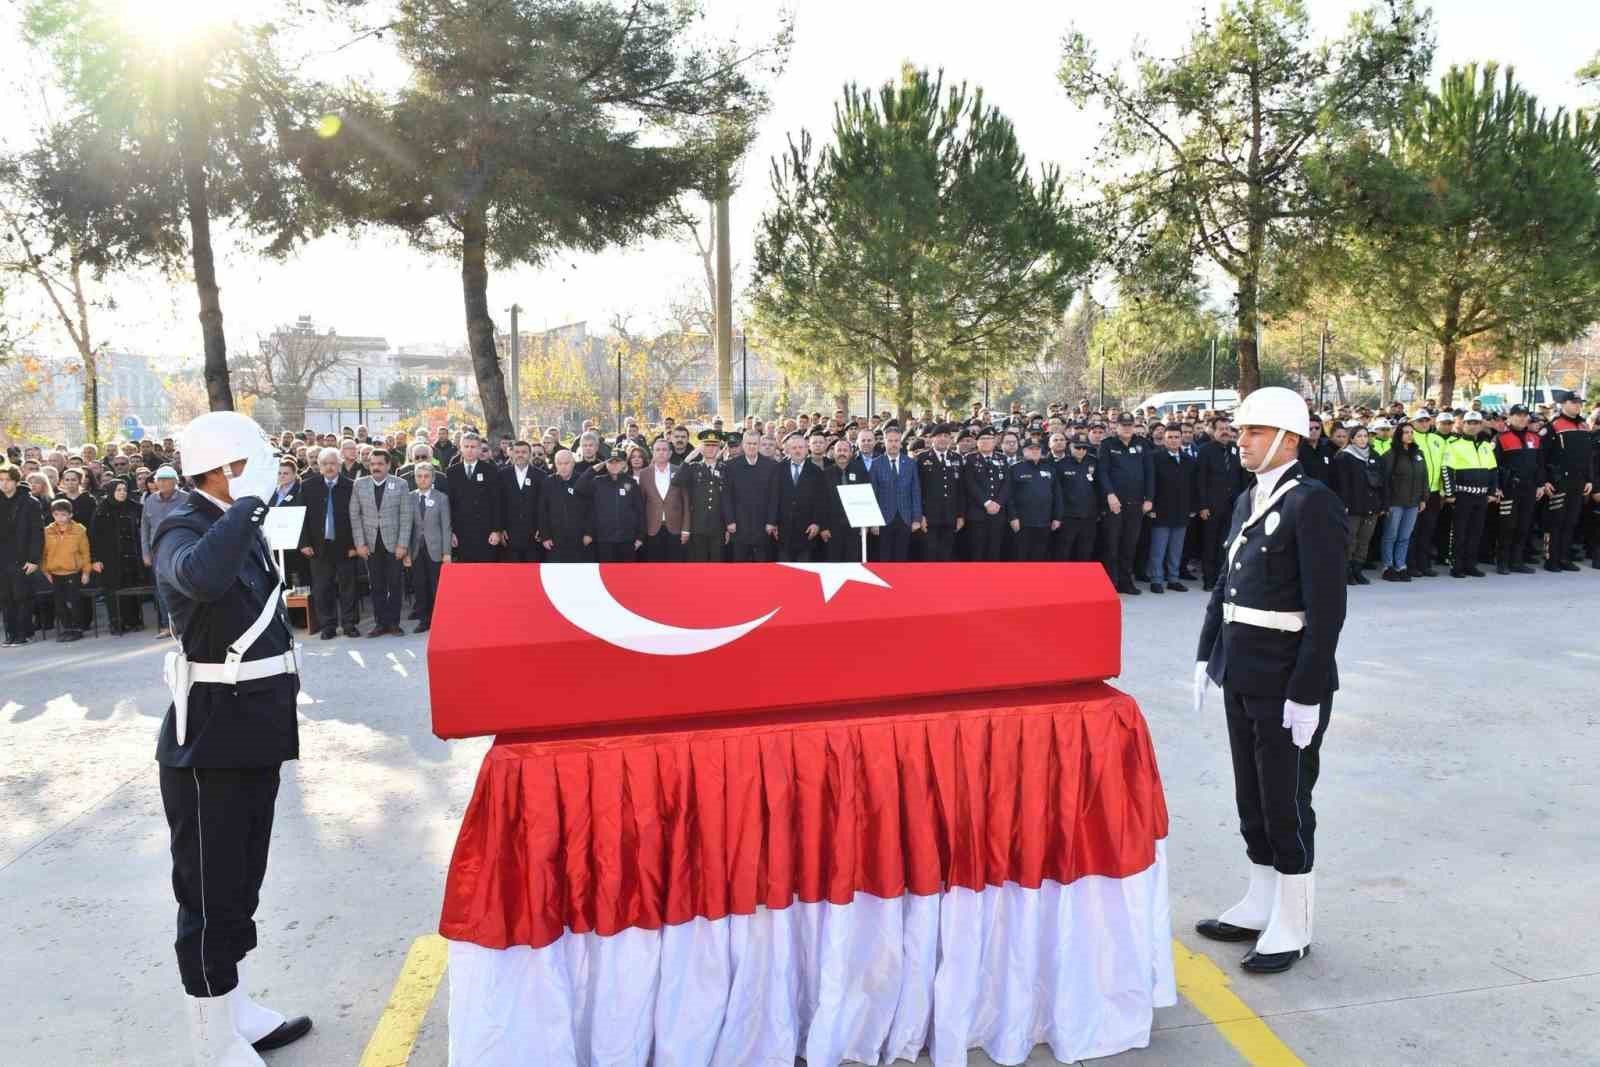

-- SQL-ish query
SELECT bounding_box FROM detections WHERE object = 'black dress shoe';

[414,622,430,633]
[1241,946,1309,974]
[1511,564,1535,574]
[1561,562,1581,572]
[1195,919,1259,943]
[1466,568,1486,577]
[344,627,361,637]
[1167,581,1188,593]
[1544,562,1564,573]
[1149,583,1164,594]
[1202,582,1215,592]
[252,1015,313,1052]
[320,629,337,641]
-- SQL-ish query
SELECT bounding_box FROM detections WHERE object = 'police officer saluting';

[1193,388,1348,975]
[152,412,311,1064]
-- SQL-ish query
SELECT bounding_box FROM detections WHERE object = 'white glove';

[1283,699,1320,748]
[1193,661,1213,715]
[227,438,280,503]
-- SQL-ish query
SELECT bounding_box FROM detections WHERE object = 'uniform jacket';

[538,471,592,542]
[296,473,355,555]
[1543,415,1595,485]
[152,494,298,768]
[1493,427,1544,494]
[639,463,689,535]
[1295,438,1335,485]
[1149,448,1197,528]
[1198,463,1348,710]
[1097,436,1154,502]
[776,458,827,544]
[869,451,922,525]
[1414,430,1447,494]
[0,488,43,567]
[1441,434,1497,496]
[350,474,414,554]
[726,455,782,545]
[672,460,732,535]
[576,467,645,544]
[1051,452,1099,519]
[499,464,543,548]
[962,451,1011,519]
[917,450,965,527]
[1195,440,1245,512]
[408,485,452,560]
[445,460,504,542]
[1006,459,1062,528]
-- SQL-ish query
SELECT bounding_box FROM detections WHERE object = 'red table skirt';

[441,681,1168,952]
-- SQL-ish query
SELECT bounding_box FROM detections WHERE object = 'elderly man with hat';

[152,412,312,1064]
[142,465,191,637]
[1193,387,1348,975]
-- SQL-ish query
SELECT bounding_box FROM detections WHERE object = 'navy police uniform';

[1098,432,1154,591]
[1197,463,1347,879]
[961,448,1010,561]
[153,492,299,999]
[917,441,965,562]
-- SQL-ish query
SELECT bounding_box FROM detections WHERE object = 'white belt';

[1222,604,1306,632]
[187,648,302,685]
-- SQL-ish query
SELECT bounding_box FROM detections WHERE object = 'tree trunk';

[1437,293,1461,405]
[461,206,512,442]
[279,388,308,434]
[1234,279,1261,397]
[178,68,232,414]
[833,389,850,416]
[893,352,916,423]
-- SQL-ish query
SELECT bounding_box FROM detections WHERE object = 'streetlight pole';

[741,332,749,420]
[507,304,521,437]
[1316,326,1327,409]
[1209,337,1217,411]
[1098,345,1105,411]
[615,345,623,433]
[357,366,364,428]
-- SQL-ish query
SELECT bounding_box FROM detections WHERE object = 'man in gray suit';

[349,448,413,636]
[405,462,450,632]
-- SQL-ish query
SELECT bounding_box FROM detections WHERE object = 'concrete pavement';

[1,565,1596,1065]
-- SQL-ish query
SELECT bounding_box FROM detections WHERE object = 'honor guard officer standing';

[1192,388,1348,975]
[152,412,312,1065]
[673,430,734,562]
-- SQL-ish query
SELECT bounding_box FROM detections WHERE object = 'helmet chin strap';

[1244,428,1288,475]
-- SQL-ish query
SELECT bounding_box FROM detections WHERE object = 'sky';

[2,0,1598,367]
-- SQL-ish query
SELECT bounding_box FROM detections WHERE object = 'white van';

[1134,389,1240,418]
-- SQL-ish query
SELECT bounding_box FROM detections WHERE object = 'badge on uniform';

[425,497,435,507]
[848,472,856,481]
[476,472,484,482]
[567,486,574,495]
[619,487,627,497]
[1041,471,1051,478]
[1265,512,1281,536]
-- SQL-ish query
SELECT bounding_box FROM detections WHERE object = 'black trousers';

[777,534,816,562]
[1549,481,1586,563]
[1223,688,1331,875]
[595,541,634,562]
[501,542,541,563]
[1497,488,1536,566]
[160,763,281,997]
[1052,517,1097,562]
[1450,493,1489,573]
[367,542,404,628]
[1016,526,1052,561]
[1409,492,1441,572]
[922,524,957,562]
[966,514,1007,561]
[1103,505,1144,587]
[546,538,593,563]
[0,563,32,641]
[50,573,83,632]
[646,527,683,562]
[453,529,497,563]
[823,529,858,561]
[309,545,357,632]
[878,518,912,562]
[685,532,723,562]
[1199,505,1233,586]
[731,540,773,562]
[410,546,441,626]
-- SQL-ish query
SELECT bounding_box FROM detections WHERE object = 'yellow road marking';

[359,934,449,1067]
[1173,939,1307,1066]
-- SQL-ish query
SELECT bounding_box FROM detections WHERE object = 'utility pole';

[1209,337,1217,411]
[740,332,749,419]
[356,366,364,428]
[714,172,735,423]
[1316,326,1327,409]
[1098,347,1106,411]
[615,344,623,433]
[507,304,521,437]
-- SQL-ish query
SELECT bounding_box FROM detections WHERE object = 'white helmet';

[179,411,267,475]
[1230,386,1310,439]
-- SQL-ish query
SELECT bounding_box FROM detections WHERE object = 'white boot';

[230,963,286,1045]
[187,991,266,1067]
[1217,864,1277,930]
[1254,871,1314,956]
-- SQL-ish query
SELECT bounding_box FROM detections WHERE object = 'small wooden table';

[284,591,316,633]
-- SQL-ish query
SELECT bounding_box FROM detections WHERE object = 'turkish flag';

[428,563,1120,739]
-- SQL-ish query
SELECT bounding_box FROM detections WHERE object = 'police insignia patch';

[1265,512,1281,536]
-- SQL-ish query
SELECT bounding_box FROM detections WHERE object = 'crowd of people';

[2,389,1596,646]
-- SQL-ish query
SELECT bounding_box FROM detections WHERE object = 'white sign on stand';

[835,485,886,563]
[261,507,305,588]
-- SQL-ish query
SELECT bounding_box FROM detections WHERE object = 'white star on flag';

[776,562,891,602]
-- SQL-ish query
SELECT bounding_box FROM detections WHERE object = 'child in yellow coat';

[43,498,92,641]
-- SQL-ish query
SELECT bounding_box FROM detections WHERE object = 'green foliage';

[751,65,1095,418]
[1333,63,1600,402]
[298,0,789,442]
[1090,285,1231,404]
[384,378,423,418]
[1060,0,1433,394]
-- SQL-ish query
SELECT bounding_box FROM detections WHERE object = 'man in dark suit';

[917,423,965,561]
[445,433,503,562]
[1194,421,1246,591]
[498,440,543,562]
[1194,388,1347,976]
[868,425,923,562]
[1148,427,1197,592]
[725,432,781,562]
[775,433,825,562]
[297,447,359,639]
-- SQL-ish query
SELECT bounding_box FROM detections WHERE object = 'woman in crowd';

[1379,421,1428,582]
[90,478,148,632]
[1333,424,1385,586]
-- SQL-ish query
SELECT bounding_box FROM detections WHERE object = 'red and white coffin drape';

[440,683,1174,1067]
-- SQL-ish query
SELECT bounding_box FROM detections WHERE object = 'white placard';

[836,485,885,529]
[262,506,305,551]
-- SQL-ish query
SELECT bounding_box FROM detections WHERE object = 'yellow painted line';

[1173,939,1307,1067]
[359,934,449,1067]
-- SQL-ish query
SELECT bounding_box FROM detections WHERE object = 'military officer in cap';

[672,429,734,562]
[962,426,1010,561]
[917,422,965,561]
[153,411,312,1065]
[1193,387,1348,974]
